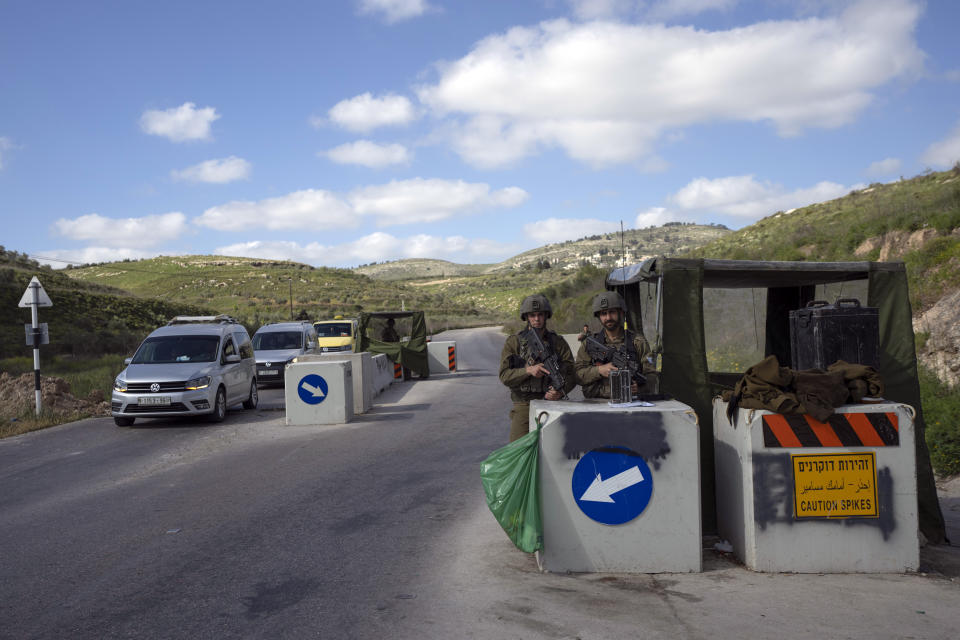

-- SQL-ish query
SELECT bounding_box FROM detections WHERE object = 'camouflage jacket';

[499,328,577,402]
[575,329,656,398]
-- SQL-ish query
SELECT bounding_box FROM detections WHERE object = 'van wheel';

[243,379,258,410]
[209,387,227,422]
[115,416,135,427]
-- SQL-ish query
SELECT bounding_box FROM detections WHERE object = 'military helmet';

[592,291,626,316]
[519,294,552,320]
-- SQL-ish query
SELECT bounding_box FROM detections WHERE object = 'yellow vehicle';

[313,316,357,353]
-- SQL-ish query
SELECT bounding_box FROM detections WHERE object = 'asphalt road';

[1,326,958,639]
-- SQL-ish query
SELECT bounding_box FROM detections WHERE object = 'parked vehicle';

[252,321,318,386]
[111,315,258,427]
[314,316,357,353]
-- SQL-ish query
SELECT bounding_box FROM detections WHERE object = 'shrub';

[919,366,960,476]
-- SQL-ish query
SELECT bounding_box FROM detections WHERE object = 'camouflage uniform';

[575,329,656,399]
[499,328,576,442]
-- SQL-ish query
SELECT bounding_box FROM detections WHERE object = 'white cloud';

[323,140,412,168]
[357,0,432,23]
[325,93,416,133]
[196,190,355,231]
[417,0,923,167]
[634,207,679,228]
[668,175,854,220]
[348,178,529,225]
[140,102,220,142]
[566,0,642,20]
[36,247,166,268]
[646,0,737,20]
[523,217,621,244]
[864,157,901,177]
[216,233,519,267]
[52,212,188,248]
[196,179,527,232]
[171,156,252,183]
[0,137,13,169]
[921,121,960,169]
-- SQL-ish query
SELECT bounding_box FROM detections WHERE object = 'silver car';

[252,321,318,387]
[111,315,258,426]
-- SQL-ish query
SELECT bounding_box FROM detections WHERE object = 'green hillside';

[64,254,503,334]
[355,223,731,280]
[0,248,211,359]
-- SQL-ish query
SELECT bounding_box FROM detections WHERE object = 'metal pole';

[31,282,41,415]
[289,278,293,320]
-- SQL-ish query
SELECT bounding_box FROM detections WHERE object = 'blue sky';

[2,0,959,269]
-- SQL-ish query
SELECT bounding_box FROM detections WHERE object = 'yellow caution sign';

[792,452,878,519]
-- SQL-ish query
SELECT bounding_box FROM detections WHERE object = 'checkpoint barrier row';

[284,360,353,426]
[713,399,919,573]
[532,398,702,573]
[297,352,374,415]
[427,341,457,374]
[370,353,394,395]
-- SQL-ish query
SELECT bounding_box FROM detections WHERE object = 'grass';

[919,365,960,477]
[0,408,94,439]
[1,353,125,404]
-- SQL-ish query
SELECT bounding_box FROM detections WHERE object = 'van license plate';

[260,369,278,375]
[138,396,172,406]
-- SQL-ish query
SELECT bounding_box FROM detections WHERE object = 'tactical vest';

[516,329,559,394]
[587,329,640,364]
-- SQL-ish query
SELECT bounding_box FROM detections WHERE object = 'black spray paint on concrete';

[556,412,671,469]
[750,452,896,540]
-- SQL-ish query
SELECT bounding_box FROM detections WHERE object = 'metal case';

[789,298,879,370]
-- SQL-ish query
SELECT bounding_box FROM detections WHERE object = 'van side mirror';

[124,357,133,365]
[225,354,241,363]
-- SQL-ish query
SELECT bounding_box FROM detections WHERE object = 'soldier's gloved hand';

[597,362,616,378]
[525,363,549,378]
[544,387,563,401]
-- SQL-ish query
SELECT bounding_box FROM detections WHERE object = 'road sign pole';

[30,282,42,415]
[19,277,52,416]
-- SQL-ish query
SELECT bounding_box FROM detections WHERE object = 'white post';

[30,282,42,415]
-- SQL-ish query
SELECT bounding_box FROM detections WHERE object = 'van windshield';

[315,323,352,337]
[252,331,303,350]
[132,335,220,364]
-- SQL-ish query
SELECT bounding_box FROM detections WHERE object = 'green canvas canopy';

[357,311,430,378]
[607,257,946,543]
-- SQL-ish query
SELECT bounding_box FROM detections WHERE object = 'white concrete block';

[561,334,582,358]
[533,398,702,573]
[427,341,457,373]
[297,352,373,414]
[713,399,918,573]
[370,353,394,396]
[284,360,353,425]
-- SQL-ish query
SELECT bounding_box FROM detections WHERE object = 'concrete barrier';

[533,398,702,573]
[297,352,373,414]
[427,341,457,373]
[284,360,353,425]
[371,353,394,396]
[713,399,919,572]
[561,333,582,358]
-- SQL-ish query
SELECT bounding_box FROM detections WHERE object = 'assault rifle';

[523,327,568,399]
[584,336,647,388]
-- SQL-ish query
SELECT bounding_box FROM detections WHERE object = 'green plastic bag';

[480,427,543,553]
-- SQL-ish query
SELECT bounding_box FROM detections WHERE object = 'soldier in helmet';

[576,291,656,399]
[499,294,577,442]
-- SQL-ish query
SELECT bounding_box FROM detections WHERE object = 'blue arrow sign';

[297,374,329,405]
[572,447,653,525]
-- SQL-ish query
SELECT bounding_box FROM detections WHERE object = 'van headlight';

[113,376,127,392]
[185,376,211,390]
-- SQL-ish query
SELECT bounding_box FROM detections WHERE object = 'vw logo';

[265,362,271,367]
[150,383,160,393]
